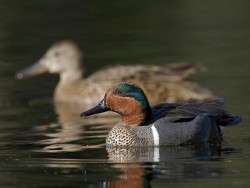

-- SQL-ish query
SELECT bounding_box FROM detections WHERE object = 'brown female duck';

[16,40,216,108]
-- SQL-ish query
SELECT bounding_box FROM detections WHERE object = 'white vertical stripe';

[154,147,160,162]
[151,124,159,145]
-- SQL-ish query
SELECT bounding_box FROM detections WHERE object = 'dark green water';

[0,0,250,187]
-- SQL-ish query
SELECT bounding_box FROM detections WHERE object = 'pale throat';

[59,69,83,84]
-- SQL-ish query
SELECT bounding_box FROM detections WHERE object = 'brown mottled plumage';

[16,40,216,109]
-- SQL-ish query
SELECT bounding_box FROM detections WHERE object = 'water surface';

[0,0,250,187]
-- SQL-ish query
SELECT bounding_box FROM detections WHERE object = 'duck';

[16,40,216,109]
[80,82,241,146]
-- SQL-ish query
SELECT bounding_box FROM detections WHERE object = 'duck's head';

[81,82,151,126]
[16,40,84,79]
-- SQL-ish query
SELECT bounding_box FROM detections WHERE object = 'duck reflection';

[34,102,117,152]
[106,143,217,162]
[106,163,150,188]
[89,144,225,188]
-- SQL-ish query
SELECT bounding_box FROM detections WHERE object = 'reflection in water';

[106,144,216,163]
[92,144,225,188]
[108,163,149,188]
[30,102,118,152]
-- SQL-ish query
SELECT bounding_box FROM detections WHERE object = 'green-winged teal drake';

[16,40,216,108]
[81,82,241,146]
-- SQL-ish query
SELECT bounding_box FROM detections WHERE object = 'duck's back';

[150,99,241,125]
[88,64,216,104]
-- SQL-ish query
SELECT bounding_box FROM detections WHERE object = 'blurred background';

[0,0,249,187]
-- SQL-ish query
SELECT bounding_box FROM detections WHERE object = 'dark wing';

[150,98,241,126]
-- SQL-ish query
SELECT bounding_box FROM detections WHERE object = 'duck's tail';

[217,115,242,127]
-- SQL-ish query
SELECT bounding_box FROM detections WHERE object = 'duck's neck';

[120,108,151,126]
[59,69,84,85]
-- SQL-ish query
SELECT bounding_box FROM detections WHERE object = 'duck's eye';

[115,89,123,95]
[54,51,60,57]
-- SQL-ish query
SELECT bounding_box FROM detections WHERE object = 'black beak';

[80,97,110,117]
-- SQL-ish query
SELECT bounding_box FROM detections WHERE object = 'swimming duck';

[16,40,216,108]
[80,82,241,146]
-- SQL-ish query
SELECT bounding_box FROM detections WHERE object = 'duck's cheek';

[117,98,141,115]
[108,102,130,115]
[117,104,132,115]
[42,57,61,73]
[106,97,124,113]
[106,93,121,111]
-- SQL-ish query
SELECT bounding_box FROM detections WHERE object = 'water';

[0,0,250,187]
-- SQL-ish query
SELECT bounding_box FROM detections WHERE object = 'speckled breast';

[106,123,154,147]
